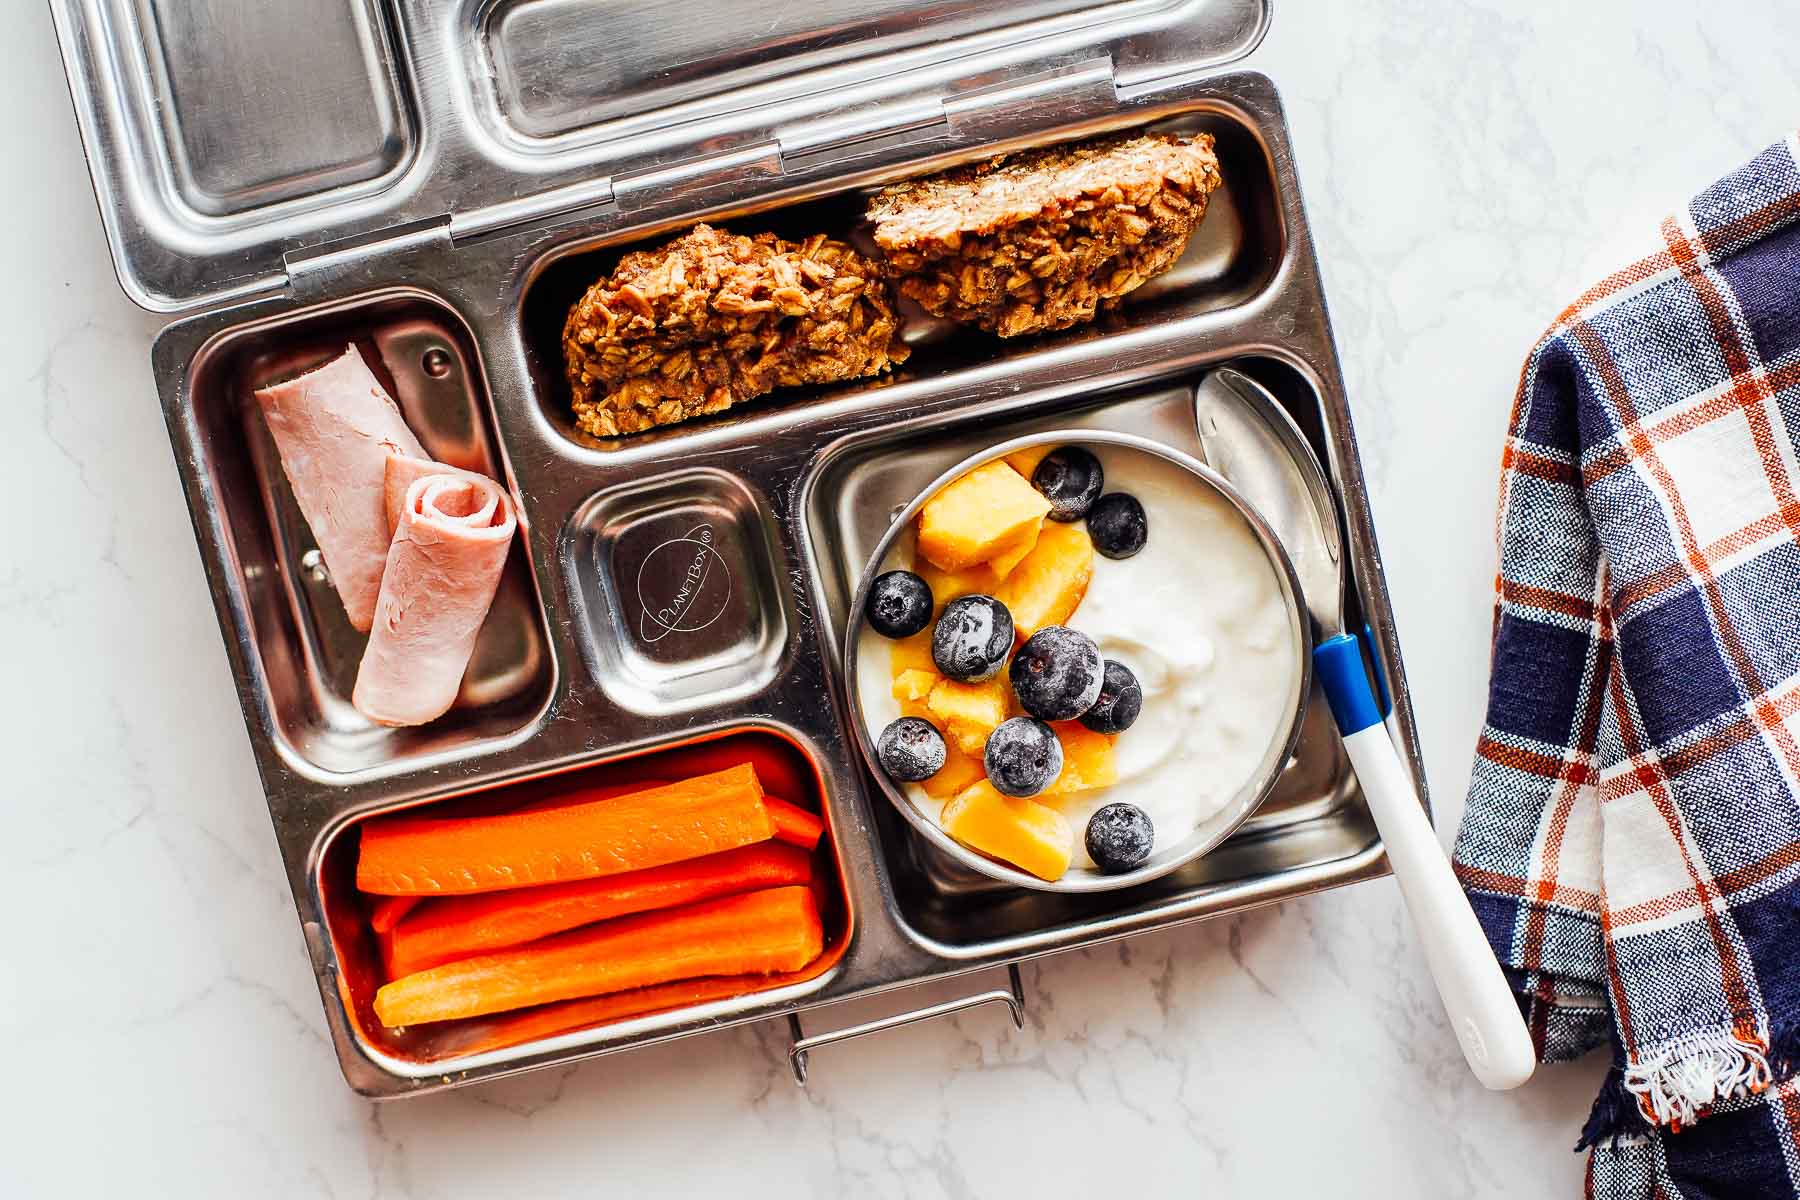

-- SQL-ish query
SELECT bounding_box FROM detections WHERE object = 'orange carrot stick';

[373,886,824,1027]
[433,975,775,1057]
[764,796,825,850]
[511,779,672,815]
[367,895,419,934]
[355,764,773,896]
[386,841,814,977]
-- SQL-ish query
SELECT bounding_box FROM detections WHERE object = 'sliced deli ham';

[381,451,492,537]
[353,473,517,727]
[254,346,425,631]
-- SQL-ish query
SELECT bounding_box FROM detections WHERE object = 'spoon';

[1194,368,1535,1092]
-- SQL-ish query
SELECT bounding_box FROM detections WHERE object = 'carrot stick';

[355,764,774,896]
[367,895,419,934]
[511,779,672,816]
[500,975,759,1032]
[525,779,817,849]
[373,886,824,1027]
[386,841,814,977]
[764,796,825,850]
[433,975,775,1056]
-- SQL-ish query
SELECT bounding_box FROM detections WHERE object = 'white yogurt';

[855,443,1300,873]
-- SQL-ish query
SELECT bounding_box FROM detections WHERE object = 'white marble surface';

[7,2,1800,1195]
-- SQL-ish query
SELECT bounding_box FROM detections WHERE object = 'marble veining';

[7,1,1800,1195]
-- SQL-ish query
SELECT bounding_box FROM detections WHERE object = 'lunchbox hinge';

[778,97,950,167]
[450,139,781,236]
[610,142,785,214]
[448,177,617,243]
[941,57,1120,138]
[777,57,1119,172]
[282,217,454,298]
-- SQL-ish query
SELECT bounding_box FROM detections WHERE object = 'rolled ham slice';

[254,346,425,632]
[352,473,517,727]
[381,451,491,537]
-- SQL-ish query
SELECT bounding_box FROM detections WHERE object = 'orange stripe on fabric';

[1453,862,1603,913]
[1564,304,1762,1037]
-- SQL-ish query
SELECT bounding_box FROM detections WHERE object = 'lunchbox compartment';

[132,0,413,218]
[477,0,1220,144]
[802,358,1380,952]
[314,727,851,1076]
[177,291,555,776]
[562,469,794,714]
[515,106,1281,450]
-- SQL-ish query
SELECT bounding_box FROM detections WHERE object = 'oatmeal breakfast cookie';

[562,223,908,437]
[865,132,1223,337]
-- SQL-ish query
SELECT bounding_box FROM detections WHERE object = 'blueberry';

[1079,659,1143,734]
[1009,626,1104,721]
[984,717,1064,797]
[1031,447,1104,522]
[1086,492,1147,559]
[866,570,933,639]
[876,717,946,782]
[931,594,1014,681]
[1086,803,1154,873]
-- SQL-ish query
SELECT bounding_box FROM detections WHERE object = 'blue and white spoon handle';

[1315,634,1536,1091]
[1360,621,1407,755]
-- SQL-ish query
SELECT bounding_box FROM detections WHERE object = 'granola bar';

[562,224,908,437]
[865,132,1223,337]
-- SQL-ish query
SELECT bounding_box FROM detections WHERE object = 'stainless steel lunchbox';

[51,0,1424,1097]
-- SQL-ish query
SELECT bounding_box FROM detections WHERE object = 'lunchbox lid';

[51,0,1268,314]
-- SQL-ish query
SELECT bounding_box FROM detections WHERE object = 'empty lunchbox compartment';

[479,0,1213,142]
[561,469,793,715]
[175,291,555,776]
[315,728,850,1077]
[133,0,414,218]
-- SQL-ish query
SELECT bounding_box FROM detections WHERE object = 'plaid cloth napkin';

[1454,134,1800,1195]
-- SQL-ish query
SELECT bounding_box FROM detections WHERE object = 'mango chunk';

[917,461,1052,571]
[892,669,939,704]
[941,780,1073,881]
[995,521,1094,636]
[927,676,1009,757]
[986,517,1043,578]
[917,558,1004,609]
[1004,446,1053,481]
[1043,723,1118,796]
[920,740,985,800]
[890,628,937,677]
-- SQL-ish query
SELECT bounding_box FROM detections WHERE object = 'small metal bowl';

[842,429,1312,893]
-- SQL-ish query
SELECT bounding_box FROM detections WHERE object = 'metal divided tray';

[54,0,1423,1096]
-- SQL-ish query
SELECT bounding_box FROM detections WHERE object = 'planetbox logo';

[635,524,731,644]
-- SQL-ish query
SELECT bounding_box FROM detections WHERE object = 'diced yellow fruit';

[917,461,1053,571]
[921,740,985,800]
[927,676,1009,757]
[892,669,939,703]
[1043,723,1118,796]
[995,521,1094,636]
[1004,446,1053,481]
[899,696,935,724]
[941,780,1073,881]
[917,558,1004,610]
[890,628,936,677]
[986,518,1042,578]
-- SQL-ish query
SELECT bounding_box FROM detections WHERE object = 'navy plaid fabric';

[1454,134,1800,1196]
